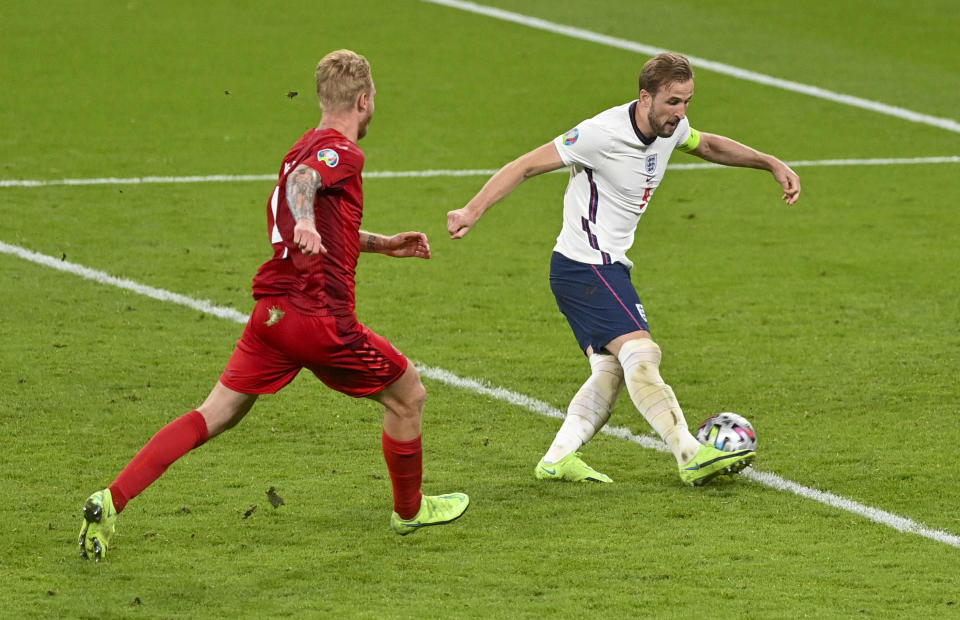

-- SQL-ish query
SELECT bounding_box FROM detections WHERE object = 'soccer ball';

[696,412,757,452]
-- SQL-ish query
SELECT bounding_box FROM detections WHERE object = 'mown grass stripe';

[421,0,960,134]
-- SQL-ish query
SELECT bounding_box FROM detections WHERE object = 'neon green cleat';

[679,444,755,486]
[78,488,118,561]
[535,452,612,483]
[391,493,470,536]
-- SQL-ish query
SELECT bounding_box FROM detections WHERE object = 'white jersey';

[553,101,700,269]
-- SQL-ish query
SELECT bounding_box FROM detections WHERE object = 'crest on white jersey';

[644,154,657,174]
[563,127,580,146]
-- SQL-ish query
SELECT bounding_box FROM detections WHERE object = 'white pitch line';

[416,364,960,548]
[421,0,960,135]
[0,156,957,189]
[2,239,958,548]
[0,241,249,324]
[0,169,510,188]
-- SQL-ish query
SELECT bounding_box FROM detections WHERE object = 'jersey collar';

[628,100,656,146]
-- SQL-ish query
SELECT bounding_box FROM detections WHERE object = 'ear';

[638,88,653,107]
[357,90,369,113]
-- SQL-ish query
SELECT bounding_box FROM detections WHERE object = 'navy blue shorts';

[550,252,650,354]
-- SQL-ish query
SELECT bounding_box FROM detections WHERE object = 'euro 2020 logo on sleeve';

[645,154,657,174]
[317,149,339,167]
[562,127,579,146]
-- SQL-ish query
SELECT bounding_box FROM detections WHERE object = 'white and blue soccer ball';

[696,412,757,452]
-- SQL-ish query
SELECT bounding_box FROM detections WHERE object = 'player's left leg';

[371,364,469,535]
[608,334,702,465]
[608,335,754,485]
[536,353,624,482]
[373,364,426,519]
[295,313,467,534]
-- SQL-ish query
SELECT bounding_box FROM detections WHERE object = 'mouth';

[659,119,679,136]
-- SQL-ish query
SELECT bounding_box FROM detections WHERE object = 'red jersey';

[251,128,365,315]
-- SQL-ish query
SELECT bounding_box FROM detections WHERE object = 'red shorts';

[220,297,408,398]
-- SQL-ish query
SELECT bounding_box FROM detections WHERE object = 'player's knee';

[588,353,624,393]
[617,338,664,385]
[198,384,257,437]
[590,353,623,378]
[390,367,426,420]
[407,379,427,414]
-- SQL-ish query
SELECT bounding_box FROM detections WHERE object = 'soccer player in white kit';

[447,53,801,486]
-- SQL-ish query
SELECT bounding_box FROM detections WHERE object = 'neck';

[632,102,653,137]
[317,113,359,142]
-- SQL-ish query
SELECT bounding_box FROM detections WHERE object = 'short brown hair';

[638,52,694,96]
[315,49,373,112]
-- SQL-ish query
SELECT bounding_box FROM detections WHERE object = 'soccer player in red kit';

[78,50,469,561]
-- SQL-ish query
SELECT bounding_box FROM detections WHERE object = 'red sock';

[109,410,209,513]
[382,431,423,519]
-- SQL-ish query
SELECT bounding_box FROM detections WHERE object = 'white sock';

[617,339,701,465]
[543,354,624,463]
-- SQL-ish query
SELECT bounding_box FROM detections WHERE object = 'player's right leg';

[536,353,623,483]
[78,383,258,561]
[78,385,258,561]
[80,298,298,559]
[78,488,117,562]
[78,407,210,562]
[544,253,639,483]
[78,299,289,563]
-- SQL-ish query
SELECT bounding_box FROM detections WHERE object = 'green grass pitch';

[2,0,959,617]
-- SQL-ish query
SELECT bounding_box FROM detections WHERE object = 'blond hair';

[315,49,373,112]
[638,53,694,96]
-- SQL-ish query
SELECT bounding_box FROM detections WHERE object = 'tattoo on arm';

[285,165,322,223]
[366,234,378,252]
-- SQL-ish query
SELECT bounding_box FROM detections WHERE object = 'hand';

[381,232,431,259]
[773,162,801,205]
[447,207,478,239]
[293,219,327,255]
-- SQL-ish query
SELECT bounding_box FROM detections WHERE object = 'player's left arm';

[359,231,431,259]
[688,131,802,205]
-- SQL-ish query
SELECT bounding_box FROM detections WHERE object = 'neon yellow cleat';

[535,452,612,483]
[679,444,755,486]
[78,488,118,561]
[391,493,470,536]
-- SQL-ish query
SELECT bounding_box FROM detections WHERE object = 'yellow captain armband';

[677,127,701,152]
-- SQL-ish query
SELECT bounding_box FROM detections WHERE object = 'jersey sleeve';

[675,118,701,153]
[553,118,609,169]
[302,143,364,190]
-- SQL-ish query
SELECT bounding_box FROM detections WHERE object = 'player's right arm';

[286,163,328,255]
[447,142,565,239]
